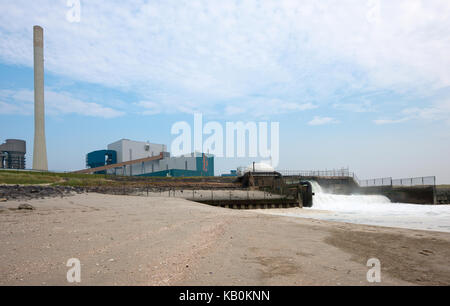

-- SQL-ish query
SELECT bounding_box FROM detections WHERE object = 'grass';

[436,185,450,189]
[0,170,235,187]
[0,170,112,186]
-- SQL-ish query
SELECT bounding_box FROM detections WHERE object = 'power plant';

[32,25,48,171]
[79,139,214,177]
[0,139,26,169]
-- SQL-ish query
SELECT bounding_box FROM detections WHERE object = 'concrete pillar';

[32,26,48,171]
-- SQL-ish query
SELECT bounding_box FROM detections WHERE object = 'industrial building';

[0,139,26,169]
[85,139,214,177]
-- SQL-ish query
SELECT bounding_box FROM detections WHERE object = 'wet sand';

[0,193,449,285]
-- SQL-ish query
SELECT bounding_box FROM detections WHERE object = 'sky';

[0,0,450,183]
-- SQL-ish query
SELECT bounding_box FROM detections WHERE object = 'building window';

[185,160,188,170]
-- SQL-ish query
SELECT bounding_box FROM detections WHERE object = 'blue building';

[86,150,117,174]
[138,153,214,177]
[221,170,237,177]
[85,139,214,177]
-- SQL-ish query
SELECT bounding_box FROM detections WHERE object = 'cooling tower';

[32,25,48,171]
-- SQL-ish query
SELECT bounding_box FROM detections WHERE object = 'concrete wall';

[359,186,435,204]
[436,188,450,204]
[284,176,359,195]
[284,176,438,205]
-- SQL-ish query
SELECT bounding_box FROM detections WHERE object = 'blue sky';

[1,0,450,183]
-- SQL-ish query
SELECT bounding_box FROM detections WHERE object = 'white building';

[106,139,166,176]
[104,139,214,177]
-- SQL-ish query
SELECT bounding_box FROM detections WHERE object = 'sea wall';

[283,176,439,205]
[357,186,435,205]
[436,188,450,204]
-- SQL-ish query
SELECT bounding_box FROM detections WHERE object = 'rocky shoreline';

[0,185,85,201]
[0,184,243,202]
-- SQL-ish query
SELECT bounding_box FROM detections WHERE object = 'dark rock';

[18,203,35,210]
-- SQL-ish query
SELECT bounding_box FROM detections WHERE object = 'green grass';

[0,170,233,187]
[0,170,111,186]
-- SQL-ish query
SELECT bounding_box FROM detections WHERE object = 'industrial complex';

[84,139,214,177]
[1,26,46,171]
[0,139,26,170]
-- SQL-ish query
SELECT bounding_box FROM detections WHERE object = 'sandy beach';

[1,193,449,286]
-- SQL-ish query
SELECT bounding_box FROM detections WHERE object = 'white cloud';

[0,89,124,118]
[134,101,161,115]
[373,118,410,125]
[0,101,28,115]
[374,100,450,125]
[333,100,376,113]
[308,116,339,126]
[134,97,317,117]
[0,0,449,117]
[224,99,317,118]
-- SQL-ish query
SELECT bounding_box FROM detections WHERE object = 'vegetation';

[436,185,450,189]
[0,170,112,186]
[0,170,236,187]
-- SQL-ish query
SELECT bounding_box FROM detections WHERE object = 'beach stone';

[18,203,35,210]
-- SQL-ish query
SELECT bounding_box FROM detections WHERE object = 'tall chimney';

[32,25,48,171]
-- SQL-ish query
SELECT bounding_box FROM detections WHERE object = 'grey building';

[0,139,26,169]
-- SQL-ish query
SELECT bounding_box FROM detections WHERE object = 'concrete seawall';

[284,176,449,205]
[436,188,450,204]
[357,186,436,205]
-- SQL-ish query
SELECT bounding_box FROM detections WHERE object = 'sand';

[0,193,449,286]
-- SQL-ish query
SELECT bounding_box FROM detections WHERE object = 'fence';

[279,168,436,188]
[280,168,354,178]
[357,177,392,187]
[357,176,436,187]
[392,176,436,187]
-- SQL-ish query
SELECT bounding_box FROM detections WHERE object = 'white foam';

[272,181,450,233]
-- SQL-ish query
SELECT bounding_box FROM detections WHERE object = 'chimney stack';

[32,25,48,171]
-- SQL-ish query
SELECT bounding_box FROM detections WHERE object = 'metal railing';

[357,177,392,187]
[358,176,436,187]
[279,168,436,188]
[392,176,436,187]
[280,168,354,178]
